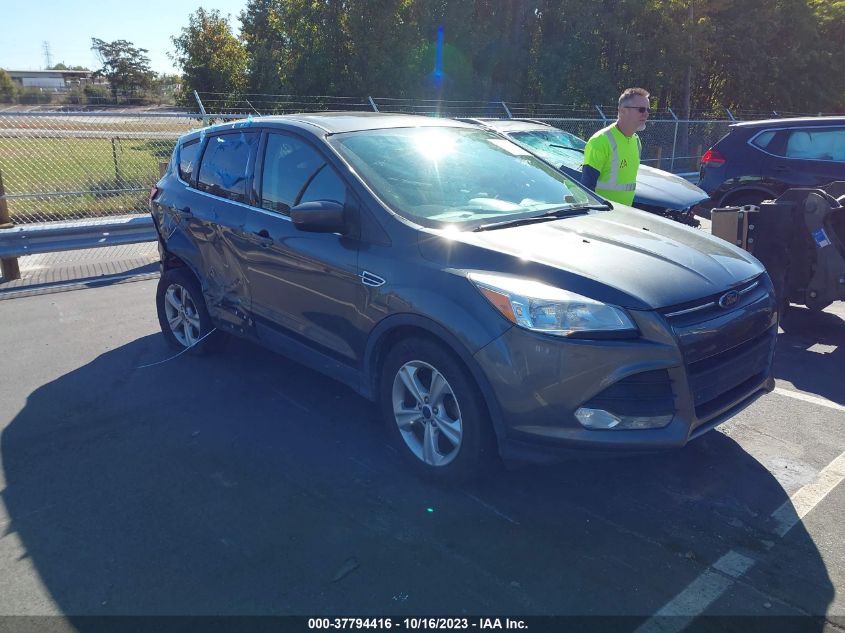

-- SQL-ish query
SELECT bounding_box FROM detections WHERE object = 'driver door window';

[260,134,337,214]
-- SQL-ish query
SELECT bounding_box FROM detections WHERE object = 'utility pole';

[677,1,694,171]
[42,41,53,69]
[683,1,693,121]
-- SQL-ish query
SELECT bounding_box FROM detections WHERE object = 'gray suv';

[150,113,777,482]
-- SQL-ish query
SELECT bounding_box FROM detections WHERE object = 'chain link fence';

[0,112,205,224]
[528,117,733,173]
[0,105,740,225]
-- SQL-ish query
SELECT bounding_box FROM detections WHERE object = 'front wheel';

[380,337,496,483]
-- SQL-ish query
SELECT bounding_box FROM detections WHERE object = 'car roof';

[182,112,477,140]
[460,118,555,133]
[732,116,845,129]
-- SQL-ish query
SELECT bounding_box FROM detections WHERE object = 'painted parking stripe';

[773,386,845,412]
[635,450,845,632]
[770,452,845,538]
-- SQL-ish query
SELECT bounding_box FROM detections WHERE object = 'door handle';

[252,229,273,247]
[177,206,193,217]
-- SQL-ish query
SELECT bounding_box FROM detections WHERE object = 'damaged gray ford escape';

[150,113,777,482]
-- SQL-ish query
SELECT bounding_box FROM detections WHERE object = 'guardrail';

[0,215,155,260]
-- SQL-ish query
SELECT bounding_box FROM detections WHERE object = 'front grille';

[661,275,776,424]
[660,277,764,326]
[687,327,775,419]
[582,369,675,417]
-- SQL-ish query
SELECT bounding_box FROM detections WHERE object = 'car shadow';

[774,305,845,404]
[1,333,834,628]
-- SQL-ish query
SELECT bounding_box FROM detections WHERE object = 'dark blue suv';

[699,117,845,211]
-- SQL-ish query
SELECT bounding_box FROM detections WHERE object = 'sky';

[0,0,248,75]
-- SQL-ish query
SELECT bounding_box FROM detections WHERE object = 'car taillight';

[149,186,160,203]
[701,149,726,166]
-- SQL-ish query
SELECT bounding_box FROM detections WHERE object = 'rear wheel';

[723,191,768,208]
[156,268,218,354]
[380,337,496,483]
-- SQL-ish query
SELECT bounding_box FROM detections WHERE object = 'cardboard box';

[711,205,759,251]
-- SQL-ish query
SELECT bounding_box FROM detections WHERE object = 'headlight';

[468,272,637,338]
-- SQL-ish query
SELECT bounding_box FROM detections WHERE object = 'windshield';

[509,130,586,171]
[329,127,600,227]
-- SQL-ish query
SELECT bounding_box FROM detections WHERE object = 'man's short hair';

[618,88,650,108]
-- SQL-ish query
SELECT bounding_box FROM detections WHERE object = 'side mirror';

[290,200,346,234]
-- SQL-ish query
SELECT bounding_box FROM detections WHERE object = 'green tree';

[268,0,355,95]
[0,69,17,103]
[240,0,287,94]
[171,8,248,106]
[345,0,424,96]
[48,63,90,71]
[812,0,845,110]
[90,38,155,100]
[172,0,845,114]
[149,73,182,105]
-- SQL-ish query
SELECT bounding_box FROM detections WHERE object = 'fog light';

[575,408,673,430]
[575,408,621,429]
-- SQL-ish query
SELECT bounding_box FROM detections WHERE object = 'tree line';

[0,40,180,106]
[170,0,845,115]
[2,1,841,113]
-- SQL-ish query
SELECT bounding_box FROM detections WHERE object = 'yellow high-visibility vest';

[583,124,641,206]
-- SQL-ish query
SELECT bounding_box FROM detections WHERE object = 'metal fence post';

[0,169,21,281]
[595,105,608,122]
[501,101,513,119]
[368,96,379,112]
[111,137,124,188]
[194,90,209,126]
[668,107,679,173]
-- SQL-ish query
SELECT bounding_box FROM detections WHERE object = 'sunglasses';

[623,106,651,114]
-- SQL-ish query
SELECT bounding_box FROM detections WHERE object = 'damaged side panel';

[154,192,255,336]
[195,217,254,333]
[152,127,263,337]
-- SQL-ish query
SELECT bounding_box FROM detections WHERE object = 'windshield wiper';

[565,203,612,212]
[549,144,585,153]
[472,207,590,232]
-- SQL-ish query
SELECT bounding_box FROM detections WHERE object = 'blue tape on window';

[812,228,832,248]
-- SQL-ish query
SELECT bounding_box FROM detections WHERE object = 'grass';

[0,136,177,222]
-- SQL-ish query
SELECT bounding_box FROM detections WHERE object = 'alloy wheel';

[391,360,463,467]
[163,283,202,348]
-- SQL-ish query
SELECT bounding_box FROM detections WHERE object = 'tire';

[380,337,497,483]
[723,192,768,208]
[156,268,218,355]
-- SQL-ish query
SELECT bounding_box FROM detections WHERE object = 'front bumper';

[473,277,778,463]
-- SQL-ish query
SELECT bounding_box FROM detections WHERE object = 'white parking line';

[773,386,845,412]
[634,450,845,632]
[770,452,845,538]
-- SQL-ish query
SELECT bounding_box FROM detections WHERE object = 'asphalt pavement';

[0,278,843,632]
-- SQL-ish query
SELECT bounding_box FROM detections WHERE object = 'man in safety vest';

[581,87,650,206]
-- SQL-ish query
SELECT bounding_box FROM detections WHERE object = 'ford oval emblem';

[719,290,740,309]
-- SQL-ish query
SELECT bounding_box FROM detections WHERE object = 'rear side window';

[197,131,260,202]
[260,133,327,214]
[784,127,845,161]
[178,139,201,182]
[750,131,776,150]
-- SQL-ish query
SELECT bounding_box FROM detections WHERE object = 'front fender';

[361,311,510,443]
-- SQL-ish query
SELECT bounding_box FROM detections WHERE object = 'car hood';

[418,207,764,310]
[635,165,708,209]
